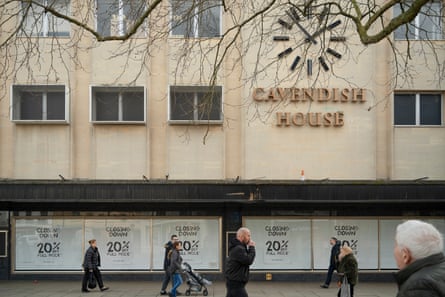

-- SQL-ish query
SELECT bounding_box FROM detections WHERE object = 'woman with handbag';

[82,239,109,293]
[337,245,358,297]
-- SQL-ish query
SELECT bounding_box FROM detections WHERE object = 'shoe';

[320,284,329,288]
[100,287,109,291]
[81,289,90,293]
[160,290,167,295]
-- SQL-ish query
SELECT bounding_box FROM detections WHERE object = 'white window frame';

[96,0,147,37]
[10,85,69,123]
[170,0,222,38]
[394,92,443,126]
[21,0,71,37]
[394,0,443,40]
[168,85,223,124]
[90,86,146,124]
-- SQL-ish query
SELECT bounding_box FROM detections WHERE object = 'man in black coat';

[321,237,341,288]
[160,234,179,295]
[225,227,256,297]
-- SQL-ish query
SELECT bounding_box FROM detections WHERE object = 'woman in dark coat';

[82,239,109,293]
[337,245,358,297]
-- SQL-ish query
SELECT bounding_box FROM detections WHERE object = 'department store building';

[0,0,444,281]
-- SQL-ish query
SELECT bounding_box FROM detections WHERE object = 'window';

[96,0,146,36]
[91,86,145,122]
[394,1,443,40]
[394,93,442,125]
[171,0,221,38]
[11,85,67,122]
[170,85,222,123]
[21,0,70,37]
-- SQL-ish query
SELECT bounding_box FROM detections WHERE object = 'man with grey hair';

[393,220,445,297]
[225,227,256,297]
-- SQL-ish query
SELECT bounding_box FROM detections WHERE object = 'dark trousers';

[161,270,171,291]
[323,263,336,285]
[82,269,104,290]
[226,281,248,297]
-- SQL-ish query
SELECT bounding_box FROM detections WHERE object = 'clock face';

[273,5,346,76]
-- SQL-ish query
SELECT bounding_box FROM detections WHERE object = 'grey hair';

[395,220,443,260]
[237,227,250,237]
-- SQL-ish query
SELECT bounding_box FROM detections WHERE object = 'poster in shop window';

[152,218,220,270]
[313,219,378,269]
[15,219,83,270]
[84,219,151,270]
[244,218,312,269]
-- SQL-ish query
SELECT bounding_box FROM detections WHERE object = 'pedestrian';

[168,241,184,297]
[225,227,256,297]
[320,236,341,288]
[393,220,445,297]
[81,239,109,293]
[160,234,179,295]
[337,245,358,297]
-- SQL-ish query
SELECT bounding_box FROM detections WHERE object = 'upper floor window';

[11,85,67,122]
[171,0,221,38]
[91,86,145,123]
[96,0,146,36]
[21,0,70,37]
[169,85,222,123]
[394,0,443,40]
[394,93,442,125]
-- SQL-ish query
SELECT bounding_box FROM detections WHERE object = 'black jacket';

[168,249,183,275]
[83,246,101,270]
[225,238,255,284]
[330,240,341,268]
[163,241,174,270]
[394,252,445,297]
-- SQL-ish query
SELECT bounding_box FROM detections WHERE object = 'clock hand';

[305,20,342,42]
[286,8,317,44]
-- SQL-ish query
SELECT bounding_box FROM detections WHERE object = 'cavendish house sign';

[252,88,366,127]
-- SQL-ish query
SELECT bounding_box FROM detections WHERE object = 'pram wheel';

[185,290,191,296]
[203,289,208,296]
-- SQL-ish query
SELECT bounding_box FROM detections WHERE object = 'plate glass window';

[21,0,70,37]
[171,0,221,38]
[394,93,442,125]
[96,0,146,36]
[170,86,222,122]
[12,85,66,121]
[92,86,145,122]
[394,0,443,40]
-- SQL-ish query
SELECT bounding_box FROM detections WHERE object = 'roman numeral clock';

[274,4,346,76]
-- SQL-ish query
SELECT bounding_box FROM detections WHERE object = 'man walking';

[320,237,341,288]
[225,227,256,297]
[160,234,179,295]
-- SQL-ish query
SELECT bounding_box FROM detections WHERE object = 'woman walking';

[337,245,358,297]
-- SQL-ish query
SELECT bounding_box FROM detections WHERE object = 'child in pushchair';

[181,262,212,296]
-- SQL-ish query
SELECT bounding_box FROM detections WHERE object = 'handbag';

[88,271,97,289]
[340,275,351,297]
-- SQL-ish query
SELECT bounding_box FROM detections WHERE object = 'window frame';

[21,0,71,37]
[90,86,146,124]
[394,92,443,126]
[95,0,147,37]
[168,85,223,125]
[394,0,443,40]
[10,85,69,124]
[170,0,222,38]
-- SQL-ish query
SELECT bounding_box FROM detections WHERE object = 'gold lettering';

[332,88,340,102]
[323,113,333,126]
[308,113,322,127]
[353,88,366,102]
[291,88,301,102]
[292,113,305,126]
[276,112,291,126]
[341,89,350,102]
[252,88,265,101]
[318,88,331,102]
[334,112,344,127]
[303,88,314,102]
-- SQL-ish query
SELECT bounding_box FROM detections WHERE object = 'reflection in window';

[171,0,221,38]
[21,0,70,37]
[96,0,146,36]
[394,93,442,125]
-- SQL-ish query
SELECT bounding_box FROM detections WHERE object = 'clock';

[273,5,346,76]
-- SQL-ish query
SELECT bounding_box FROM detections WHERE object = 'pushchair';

[181,262,212,296]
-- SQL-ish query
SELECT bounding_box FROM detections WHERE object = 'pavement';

[0,280,398,297]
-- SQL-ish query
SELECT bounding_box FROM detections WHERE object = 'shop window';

[394,0,443,40]
[21,0,70,37]
[96,0,146,36]
[169,85,222,123]
[394,93,442,125]
[171,0,221,38]
[11,85,67,122]
[91,86,145,123]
